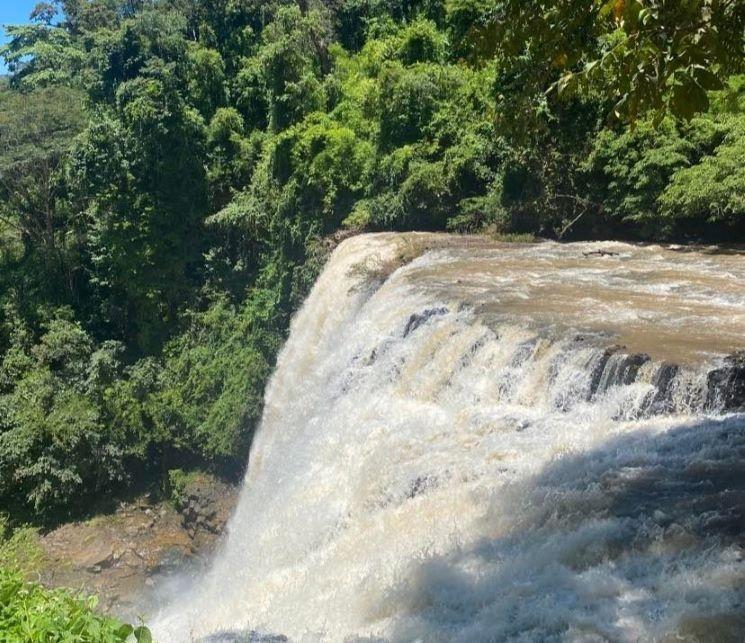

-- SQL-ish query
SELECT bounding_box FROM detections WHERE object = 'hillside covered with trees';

[0,0,743,533]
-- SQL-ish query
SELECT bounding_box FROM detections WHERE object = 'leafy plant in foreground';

[0,568,151,643]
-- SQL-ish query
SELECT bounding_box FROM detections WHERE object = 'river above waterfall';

[397,234,745,365]
[154,234,745,642]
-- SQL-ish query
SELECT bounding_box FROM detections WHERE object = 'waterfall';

[154,233,745,642]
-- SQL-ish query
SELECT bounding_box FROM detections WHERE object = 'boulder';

[177,475,238,537]
[403,306,448,337]
[706,352,745,412]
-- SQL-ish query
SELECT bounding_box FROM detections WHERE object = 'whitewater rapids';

[154,233,745,642]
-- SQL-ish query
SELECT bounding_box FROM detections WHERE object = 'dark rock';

[403,306,448,337]
[510,339,538,368]
[406,475,437,499]
[178,475,238,537]
[619,353,651,385]
[587,346,620,399]
[706,352,745,412]
[646,362,681,414]
[363,338,394,365]
[594,351,650,396]
[582,250,619,257]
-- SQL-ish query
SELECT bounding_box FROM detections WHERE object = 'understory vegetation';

[0,0,742,531]
[0,517,151,640]
[0,568,150,642]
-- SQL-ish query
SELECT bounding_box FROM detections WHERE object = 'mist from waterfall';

[154,234,745,642]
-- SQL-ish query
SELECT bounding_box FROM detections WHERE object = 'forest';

[0,0,743,635]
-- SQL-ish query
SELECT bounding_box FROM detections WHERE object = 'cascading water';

[154,233,745,642]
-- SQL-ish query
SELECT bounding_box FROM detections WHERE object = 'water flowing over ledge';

[154,234,745,642]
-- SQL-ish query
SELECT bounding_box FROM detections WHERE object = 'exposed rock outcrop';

[706,352,745,412]
[37,475,238,621]
[175,474,237,537]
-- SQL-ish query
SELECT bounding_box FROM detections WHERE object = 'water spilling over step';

[154,233,745,642]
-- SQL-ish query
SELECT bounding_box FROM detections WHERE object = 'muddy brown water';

[403,235,745,365]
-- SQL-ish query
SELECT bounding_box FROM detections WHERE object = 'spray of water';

[154,234,745,642]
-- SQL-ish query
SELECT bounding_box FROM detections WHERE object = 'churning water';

[154,234,745,642]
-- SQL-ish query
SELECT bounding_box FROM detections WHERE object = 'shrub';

[0,518,44,573]
[167,468,200,509]
[0,568,151,642]
[659,118,745,228]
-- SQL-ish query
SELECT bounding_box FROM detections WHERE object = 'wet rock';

[670,613,745,643]
[405,474,437,499]
[403,306,448,337]
[587,346,619,399]
[618,353,651,384]
[594,350,651,395]
[449,335,488,378]
[177,475,238,537]
[582,249,619,257]
[37,482,238,621]
[652,362,680,394]
[151,545,191,575]
[705,352,745,412]
[646,362,681,414]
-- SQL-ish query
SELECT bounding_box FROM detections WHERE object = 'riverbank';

[6,473,238,623]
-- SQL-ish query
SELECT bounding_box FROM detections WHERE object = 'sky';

[1,0,45,74]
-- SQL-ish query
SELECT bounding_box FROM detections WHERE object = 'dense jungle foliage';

[0,0,743,528]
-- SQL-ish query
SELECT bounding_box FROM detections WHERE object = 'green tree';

[0,316,124,520]
[477,0,745,123]
[660,117,745,232]
[0,85,87,307]
[153,287,283,470]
